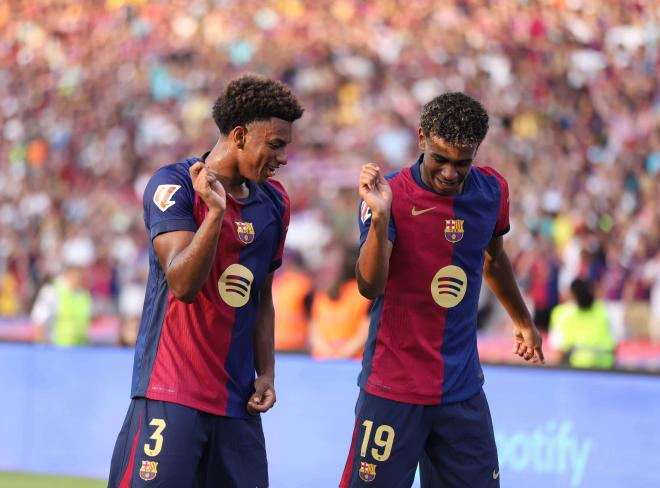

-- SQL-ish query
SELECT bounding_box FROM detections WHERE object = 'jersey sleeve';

[494,177,510,236]
[143,165,198,241]
[358,200,396,247]
[267,180,290,272]
[490,170,510,237]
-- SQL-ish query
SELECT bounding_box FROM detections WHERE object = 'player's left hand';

[513,323,545,364]
[247,375,276,415]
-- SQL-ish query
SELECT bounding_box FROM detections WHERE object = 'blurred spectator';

[309,246,369,359]
[601,245,630,341]
[30,246,93,347]
[0,0,657,361]
[273,251,313,352]
[549,278,616,369]
[517,233,560,331]
[623,235,654,339]
[0,259,22,316]
[647,249,660,343]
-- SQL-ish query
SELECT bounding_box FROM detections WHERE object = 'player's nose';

[275,152,288,166]
[441,164,458,180]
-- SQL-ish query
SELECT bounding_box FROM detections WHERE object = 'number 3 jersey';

[130,155,289,418]
[358,155,510,405]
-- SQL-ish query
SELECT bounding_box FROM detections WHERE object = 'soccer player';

[108,74,303,487]
[340,92,544,487]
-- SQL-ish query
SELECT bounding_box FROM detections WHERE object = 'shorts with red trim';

[108,398,268,487]
[339,388,499,488]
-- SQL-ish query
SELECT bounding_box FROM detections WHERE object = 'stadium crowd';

[0,0,658,365]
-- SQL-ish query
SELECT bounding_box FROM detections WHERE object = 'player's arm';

[357,163,393,299]
[248,272,277,414]
[483,236,544,363]
[153,162,226,303]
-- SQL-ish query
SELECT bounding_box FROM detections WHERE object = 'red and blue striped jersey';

[130,155,289,418]
[358,155,509,405]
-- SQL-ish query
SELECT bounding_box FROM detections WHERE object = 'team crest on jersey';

[153,184,181,212]
[359,462,377,482]
[360,201,372,225]
[444,219,464,243]
[235,221,255,244]
[139,460,158,481]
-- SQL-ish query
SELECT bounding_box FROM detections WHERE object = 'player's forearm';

[357,216,391,299]
[167,210,223,303]
[254,295,275,378]
[483,251,534,327]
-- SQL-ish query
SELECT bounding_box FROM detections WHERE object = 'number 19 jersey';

[358,155,510,405]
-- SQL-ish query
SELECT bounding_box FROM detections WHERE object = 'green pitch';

[0,472,106,488]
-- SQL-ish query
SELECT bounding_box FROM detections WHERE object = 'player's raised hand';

[359,163,392,217]
[247,375,276,415]
[513,322,545,364]
[189,162,226,213]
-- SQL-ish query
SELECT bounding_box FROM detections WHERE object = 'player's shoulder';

[472,165,508,186]
[384,168,406,184]
[261,178,288,198]
[143,157,199,205]
[150,158,198,185]
[385,167,405,180]
[259,178,289,213]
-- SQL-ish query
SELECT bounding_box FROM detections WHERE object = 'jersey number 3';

[144,418,166,457]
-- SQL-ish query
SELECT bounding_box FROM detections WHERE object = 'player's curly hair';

[212,74,304,135]
[420,92,489,147]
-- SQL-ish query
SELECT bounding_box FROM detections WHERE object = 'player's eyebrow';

[431,152,472,164]
[269,137,289,147]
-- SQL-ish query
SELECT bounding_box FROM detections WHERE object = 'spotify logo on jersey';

[431,265,467,308]
[218,264,254,307]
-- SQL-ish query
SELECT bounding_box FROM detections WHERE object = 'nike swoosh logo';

[493,470,499,480]
[411,206,435,216]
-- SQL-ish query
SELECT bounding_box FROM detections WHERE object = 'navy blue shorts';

[340,388,499,488]
[108,398,268,487]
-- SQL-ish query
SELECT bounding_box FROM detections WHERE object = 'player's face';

[418,129,478,195]
[240,117,293,183]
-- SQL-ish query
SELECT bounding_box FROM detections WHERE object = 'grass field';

[0,472,106,488]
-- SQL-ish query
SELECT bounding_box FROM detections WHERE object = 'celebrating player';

[340,92,544,487]
[108,74,303,487]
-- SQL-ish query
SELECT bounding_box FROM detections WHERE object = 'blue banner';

[0,344,658,487]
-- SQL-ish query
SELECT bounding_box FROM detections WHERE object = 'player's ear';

[417,127,426,151]
[231,126,247,150]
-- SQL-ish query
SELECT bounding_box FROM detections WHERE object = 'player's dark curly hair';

[212,74,304,135]
[420,92,489,147]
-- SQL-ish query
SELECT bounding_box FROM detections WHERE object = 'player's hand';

[189,162,226,213]
[247,375,276,415]
[513,323,545,364]
[359,163,392,218]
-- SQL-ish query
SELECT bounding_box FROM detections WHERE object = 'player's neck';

[205,142,250,199]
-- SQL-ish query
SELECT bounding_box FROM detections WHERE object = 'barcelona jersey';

[130,154,289,418]
[358,155,509,405]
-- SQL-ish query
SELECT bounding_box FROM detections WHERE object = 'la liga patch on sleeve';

[360,200,372,224]
[153,184,181,211]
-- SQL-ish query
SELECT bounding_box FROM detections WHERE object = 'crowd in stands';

[0,0,658,368]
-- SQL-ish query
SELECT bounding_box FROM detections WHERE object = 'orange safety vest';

[273,270,312,351]
[311,280,370,359]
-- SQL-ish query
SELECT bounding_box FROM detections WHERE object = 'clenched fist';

[189,162,227,213]
[359,163,392,219]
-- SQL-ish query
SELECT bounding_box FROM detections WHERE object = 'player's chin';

[255,171,273,184]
